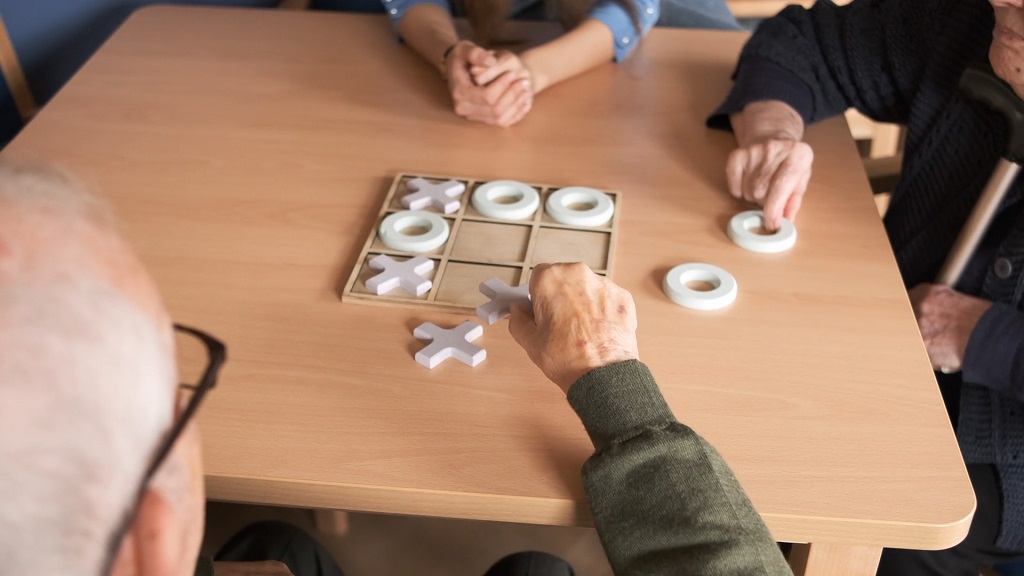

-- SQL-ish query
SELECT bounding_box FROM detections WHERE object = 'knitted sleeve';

[568,360,792,576]
[709,0,948,128]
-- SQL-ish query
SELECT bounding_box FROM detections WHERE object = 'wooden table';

[4,6,975,575]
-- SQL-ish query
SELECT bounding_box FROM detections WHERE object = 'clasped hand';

[445,40,534,127]
[908,283,993,373]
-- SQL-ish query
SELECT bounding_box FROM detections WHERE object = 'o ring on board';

[545,186,615,227]
[378,210,450,253]
[471,180,541,221]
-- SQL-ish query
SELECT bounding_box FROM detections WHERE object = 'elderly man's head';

[0,162,205,576]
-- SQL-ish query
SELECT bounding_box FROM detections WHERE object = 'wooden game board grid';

[341,172,621,314]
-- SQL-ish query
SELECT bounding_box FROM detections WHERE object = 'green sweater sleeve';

[567,360,792,576]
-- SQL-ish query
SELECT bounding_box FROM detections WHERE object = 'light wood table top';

[4,6,974,575]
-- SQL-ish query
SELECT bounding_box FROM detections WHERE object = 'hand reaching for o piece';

[509,263,639,394]
[725,137,813,232]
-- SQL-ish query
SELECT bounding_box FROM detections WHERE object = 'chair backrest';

[0,13,35,122]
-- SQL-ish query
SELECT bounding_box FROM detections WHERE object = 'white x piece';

[364,254,434,296]
[401,177,466,214]
[476,277,531,324]
[413,321,486,368]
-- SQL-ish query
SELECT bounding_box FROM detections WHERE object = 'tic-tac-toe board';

[341,172,621,314]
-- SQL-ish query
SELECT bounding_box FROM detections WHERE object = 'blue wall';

[1,0,282,102]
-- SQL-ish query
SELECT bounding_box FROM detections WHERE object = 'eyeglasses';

[141,324,227,481]
[102,323,226,574]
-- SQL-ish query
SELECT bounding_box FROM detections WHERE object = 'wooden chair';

[0,13,36,123]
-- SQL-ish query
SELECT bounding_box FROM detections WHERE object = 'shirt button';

[389,8,397,13]
[622,37,630,44]
[995,257,1013,279]
[646,7,654,13]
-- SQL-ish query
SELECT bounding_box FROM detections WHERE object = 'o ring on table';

[378,210,450,253]
[663,263,738,311]
[727,210,797,253]
[471,180,541,221]
[545,186,615,227]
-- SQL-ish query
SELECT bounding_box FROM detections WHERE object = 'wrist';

[732,100,805,147]
[519,50,546,94]
[439,43,456,77]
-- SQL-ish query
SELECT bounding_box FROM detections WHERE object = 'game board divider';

[425,176,476,303]
[515,183,548,287]
[340,173,407,301]
[604,188,621,279]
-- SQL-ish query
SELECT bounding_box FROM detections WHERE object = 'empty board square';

[350,253,438,300]
[435,263,522,308]
[369,212,454,257]
[530,228,610,270]
[450,221,530,264]
[540,188,616,230]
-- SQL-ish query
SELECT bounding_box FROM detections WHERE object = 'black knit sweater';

[709,0,1024,551]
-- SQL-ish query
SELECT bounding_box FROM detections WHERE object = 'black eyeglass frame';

[101,323,226,575]
[142,323,227,481]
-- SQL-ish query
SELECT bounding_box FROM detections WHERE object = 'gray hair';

[0,163,175,575]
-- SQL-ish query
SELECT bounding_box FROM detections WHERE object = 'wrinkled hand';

[908,283,993,372]
[509,263,639,393]
[725,137,813,231]
[446,41,532,127]
[213,561,294,576]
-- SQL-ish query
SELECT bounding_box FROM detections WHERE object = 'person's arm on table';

[468,0,657,111]
[708,0,942,230]
[395,3,533,126]
[510,263,791,575]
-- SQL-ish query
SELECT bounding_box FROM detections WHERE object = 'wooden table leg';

[313,509,350,536]
[789,542,882,576]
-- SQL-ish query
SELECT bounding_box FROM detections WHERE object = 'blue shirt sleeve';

[589,0,658,62]
[384,0,451,31]
[963,302,1024,403]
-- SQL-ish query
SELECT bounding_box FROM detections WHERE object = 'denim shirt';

[382,0,658,61]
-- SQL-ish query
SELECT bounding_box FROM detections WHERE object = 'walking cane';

[933,63,1024,374]
[936,62,1024,285]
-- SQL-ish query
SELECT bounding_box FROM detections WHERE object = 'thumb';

[508,300,536,351]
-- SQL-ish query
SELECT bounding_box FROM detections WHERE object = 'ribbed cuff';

[567,360,677,451]
[706,56,815,131]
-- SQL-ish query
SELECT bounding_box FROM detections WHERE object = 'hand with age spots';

[508,263,639,394]
[908,283,994,372]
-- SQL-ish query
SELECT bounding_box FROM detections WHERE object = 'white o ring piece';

[728,210,797,253]
[471,180,540,221]
[663,263,738,311]
[378,210,450,253]
[545,187,615,227]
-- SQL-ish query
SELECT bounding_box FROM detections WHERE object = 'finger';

[725,149,747,199]
[783,166,811,222]
[466,46,497,68]
[498,94,532,127]
[762,156,805,231]
[747,145,785,204]
[495,83,532,126]
[477,73,524,121]
[740,145,766,203]
[473,53,522,86]
[508,300,537,350]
